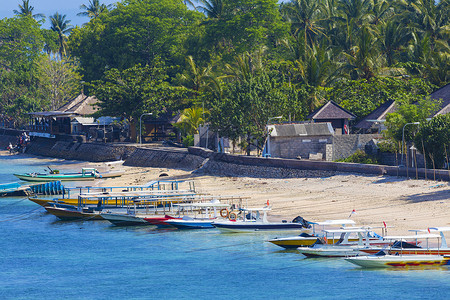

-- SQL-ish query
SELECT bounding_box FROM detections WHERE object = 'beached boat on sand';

[15,168,100,182]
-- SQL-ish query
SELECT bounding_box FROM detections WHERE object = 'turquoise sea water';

[0,155,449,299]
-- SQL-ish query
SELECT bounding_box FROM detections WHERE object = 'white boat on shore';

[212,206,311,233]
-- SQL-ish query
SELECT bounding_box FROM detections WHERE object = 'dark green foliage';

[182,135,195,147]
[208,72,307,151]
[414,114,450,168]
[377,140,398,153]
[324,77,436,122]
[69,0,204,81]
[336,149,378,164]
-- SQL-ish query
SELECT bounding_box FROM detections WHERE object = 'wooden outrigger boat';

[346,233,450,268]
[14,168,100,182]
[44,203,104,221]
[359,228,450,256]
[28,190,198,207]
[345,253,450,268]
[296,228,389,257]
[163,202,231,229]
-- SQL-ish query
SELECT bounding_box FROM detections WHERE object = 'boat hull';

[212,221,307,233]
[143,215,179,226]
[268,237,382,249]
[345,255,450,268]
[297,246,365,257]
[15,174,95,182]
[164,219,215,229]
[360,248,450,256]
[44,206,104,221]
[101,213,150,226]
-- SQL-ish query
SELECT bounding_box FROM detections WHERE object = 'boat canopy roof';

[310,219,356,226]
[241,207,271,212]
[429,227,450,232]
[383,233,441,240]
[324,228,370,234]
[175,202,230,208]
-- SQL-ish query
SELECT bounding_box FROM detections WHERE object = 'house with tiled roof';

[307,101,356,135]
[28,94,103,139]
[354,99,397,133]
[428,83,450,117]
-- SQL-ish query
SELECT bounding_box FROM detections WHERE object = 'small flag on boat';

[383,221,387,228]
[266,200,270,206]
[348,209,356,218]
[427,227,431,233]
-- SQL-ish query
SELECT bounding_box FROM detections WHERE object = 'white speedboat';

[212,207,311,233]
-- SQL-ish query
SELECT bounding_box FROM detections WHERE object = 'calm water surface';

[0,155,449,299]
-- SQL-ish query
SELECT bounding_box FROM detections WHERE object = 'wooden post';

[421,139,427,180]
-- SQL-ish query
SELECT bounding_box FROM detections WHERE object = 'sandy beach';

[82,160,450,235]
[3,149,447,235]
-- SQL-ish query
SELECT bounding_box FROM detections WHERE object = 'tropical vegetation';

[0,0,449,160]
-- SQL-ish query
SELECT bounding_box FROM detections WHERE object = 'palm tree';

[49,12,73,57]
[175,107,209,135]
[338,0,372,27]
[280,0,326,49]
[367,0,393,26]
[342,26,383,80]
[197,0,224,20]
[13,0,45,20]
[77,0,112,19]
[380,20,411,66]
[397,0,449,51]
[225,47,267,83]
[181,56,213,92]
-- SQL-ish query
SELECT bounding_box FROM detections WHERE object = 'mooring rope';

[0,206,43,222]
[0,197,28,208]
[185,240,266,253]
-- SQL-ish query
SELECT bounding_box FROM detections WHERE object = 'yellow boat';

[29,192,197,207]
[268,219,358,249]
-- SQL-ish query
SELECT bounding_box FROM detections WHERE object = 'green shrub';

[182,135,194,148]
[377,140,399,153]
[336,150,378,164]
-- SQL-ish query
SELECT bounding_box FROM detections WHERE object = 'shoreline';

[3,151,449,235]
[96,161,449,236]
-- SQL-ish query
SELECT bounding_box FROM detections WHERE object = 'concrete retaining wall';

[23,138,136,162]
[1,134,448,181]
[124,148,205,170]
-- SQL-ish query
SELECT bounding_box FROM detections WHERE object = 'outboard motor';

[292,216,311,228]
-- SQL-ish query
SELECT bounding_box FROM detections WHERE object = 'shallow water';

[0,155,449,299]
